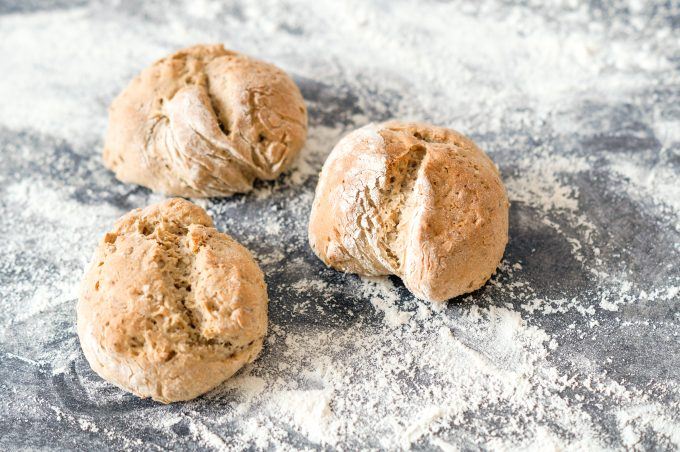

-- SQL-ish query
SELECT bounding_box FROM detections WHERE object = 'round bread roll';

[103,44,308,197]
[77,198,268,402]
[308,121,509,302]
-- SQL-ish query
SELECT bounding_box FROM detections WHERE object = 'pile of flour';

[0,0,678,450]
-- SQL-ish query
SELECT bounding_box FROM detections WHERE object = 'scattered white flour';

[361,276,414,327]
[0,0,678,450]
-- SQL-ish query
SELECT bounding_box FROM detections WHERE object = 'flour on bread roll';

[308,121,509,302]
[103,44,308,197]
[77,198,268,402]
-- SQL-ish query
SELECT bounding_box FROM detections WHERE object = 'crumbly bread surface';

[77,198,268,402]
[103,44,307,197]
[308,121,509,302]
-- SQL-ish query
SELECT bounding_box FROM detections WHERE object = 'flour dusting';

[0,0,678,450]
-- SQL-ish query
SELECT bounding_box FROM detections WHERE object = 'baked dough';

[308,121,509,302]
[103,44,307,197]
[77,198,268,402]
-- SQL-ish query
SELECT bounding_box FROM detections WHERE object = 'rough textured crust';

[308,121,509,302]
[77,198,268,402]
[103,44,308,197]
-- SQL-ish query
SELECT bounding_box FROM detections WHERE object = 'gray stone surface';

[0,0,678,450]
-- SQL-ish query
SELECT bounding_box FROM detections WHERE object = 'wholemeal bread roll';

[103,44,307,197]
[77,198,268,402]
[308,121,509,302]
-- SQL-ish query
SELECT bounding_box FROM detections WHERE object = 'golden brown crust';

[308,121,509,302]
[77,198,268,402]
[103,44,308,197]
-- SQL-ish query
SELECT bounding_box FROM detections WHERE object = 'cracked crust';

[308,121,509,302]
[103,44,308,197]
[77,198,268,402]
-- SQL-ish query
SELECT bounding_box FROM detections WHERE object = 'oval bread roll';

[77,198,268,402]
[103,44,308,197]
[308,121,509,302]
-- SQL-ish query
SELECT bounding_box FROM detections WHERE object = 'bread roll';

[77,198,268,402]
[103,44,307,197]
[308,121,509,302]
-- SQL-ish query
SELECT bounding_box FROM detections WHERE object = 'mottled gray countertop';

[0,0,679,450]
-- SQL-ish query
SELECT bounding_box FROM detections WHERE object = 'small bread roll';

[308,121,509,302]
[103,44,308,197]
[77,198,268,402]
